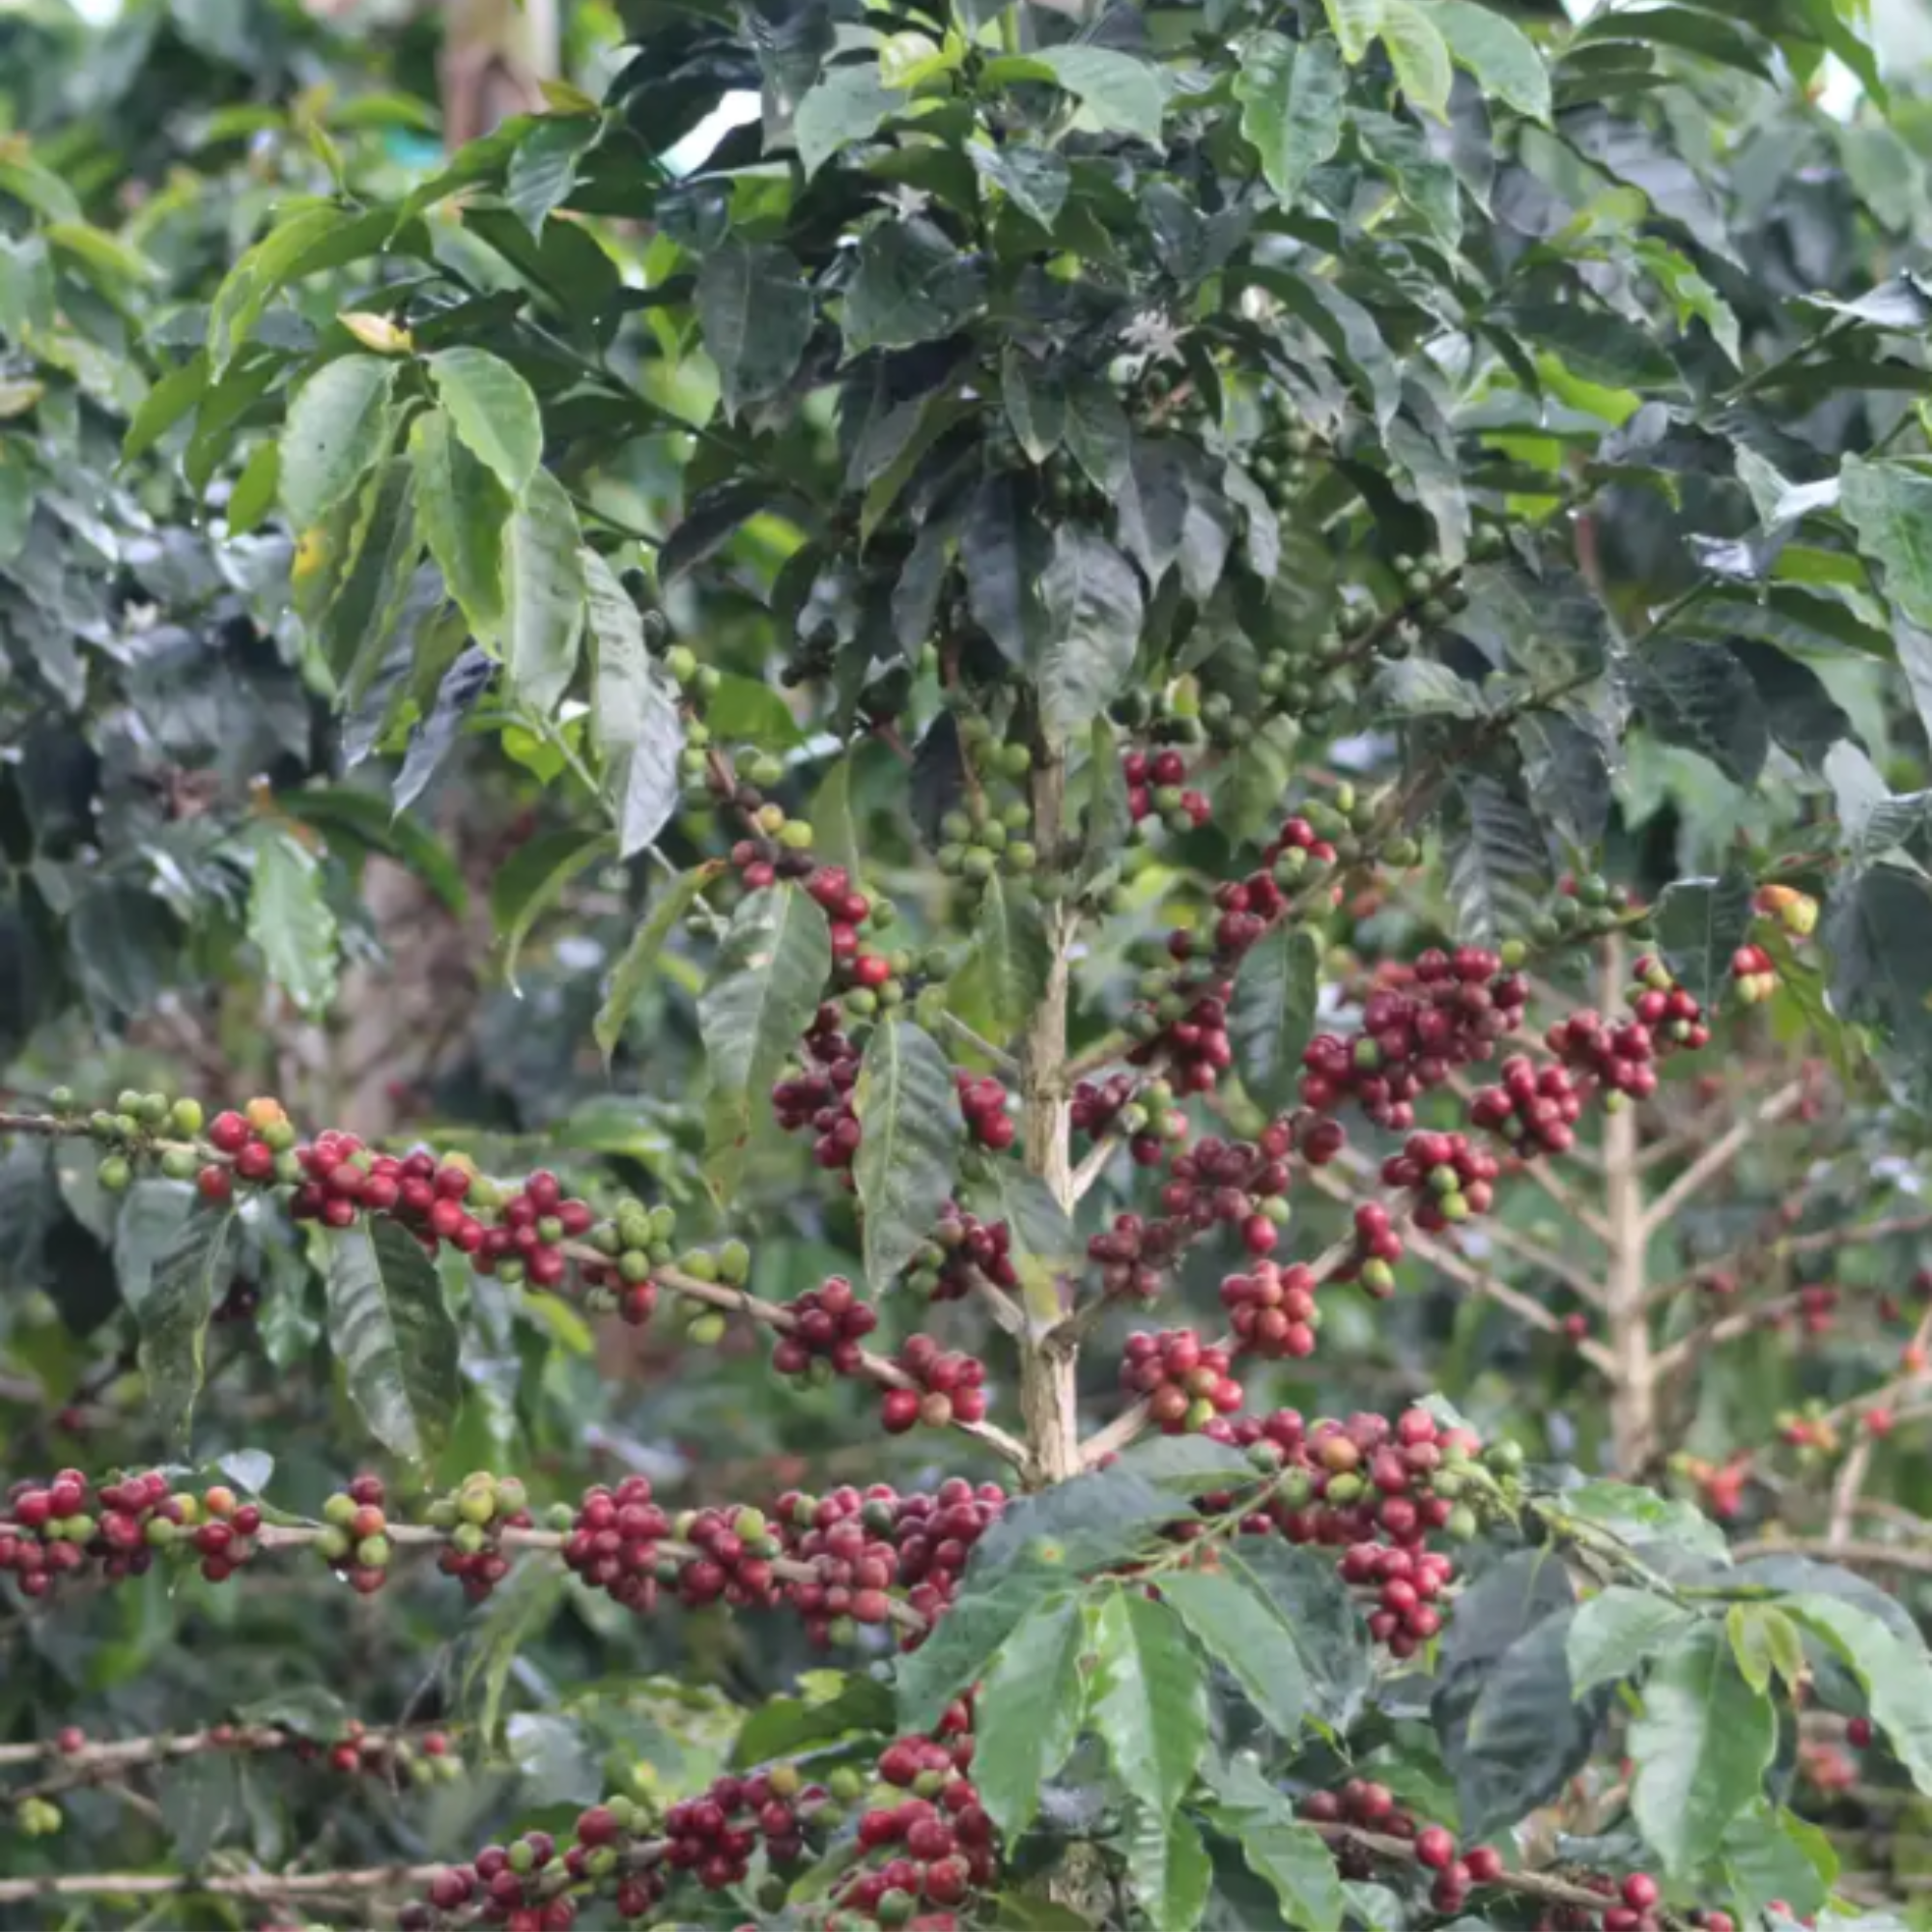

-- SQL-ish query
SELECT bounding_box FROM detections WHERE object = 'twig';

[1829,1305,1932,1546]
[934,1012,1020,1080]
[0,1862,450,1905]
[1729,1536,1932,1577]
[1638,1081,1806,1238]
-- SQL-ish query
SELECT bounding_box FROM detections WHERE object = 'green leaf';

[279,786,468,915]
[896,1570,1073,1735]
[306,457,425,705]
[1081,717,1133,888]
[1721,1804,1837,1920]
[1557,1481,1732,1562]
[1634,640,1769,786]
[970,145,1070,230]
[502,469,585,715]
[1841,455,1932,632]
[226,440,280,537]
[136,1203,235,1454]
[1229,923,1321,1115]
[953,872,1053,1042]
[1653,865,1755,1009]
[491,824,615,990]
[854,1018,964,1291]
[427,345,544,498]
[114,1181,195,1317]
[1002,345,1065,464]
[247,829,339,1017]
[1828,864,1932,1111]
[505,114,598,233]
[595,863,720,1061]
[962,472,1049,666]
[411,407,510,639]
[1234,32,1348,206]
[1322,0,1383,63]
[1779,1593,1932,1799]
[279,354,398,531]
[323,1216,463,1464]
[1427,0,1549,119]
[1127,1810,1214,1932]
[794,64,899,176]
[1064,377,1131,496]
[1206,1757,1345,1932]
[1379,1,1452,116]
[1160,1567,1310,1740]
[699,884,833,1180]
[583,552,684,858]
[1029,46,1166,145]
[1631,1624,1776,1875]
[204,202,348,371]
[974,1597,1089,1837]
[841,218,986,356]
[1448,777,1550,947]
[696,241,814,421]
[122,352,209,464]
[1567,1588,1697,1697]
[1222,1534,1372,1729]
[1037,526,1143,743]
[1727,1604,1805,1695]
[1092,1590,1208,1815]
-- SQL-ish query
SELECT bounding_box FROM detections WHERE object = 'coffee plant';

[14,0,1932,1926]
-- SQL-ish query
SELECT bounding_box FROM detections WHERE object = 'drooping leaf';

[502,469,585,715]
[1229,923,1321,1115]
[1064,377,1131,495]
[794,63,900,176]
[426,346,543,501]
[1720,1804,1838,1920]
[1127,1810,1214,1932]
[1037,526,1143,742]
[1221,1538,1372,1728]
[247,829,339,1017]
[1629,1623,1776,1876]
[696,241,814,419]
[1654,865,1755,1009]
[1448,777,1551,945]
[853,1018,965,1291]
[491,824,615,989]
[114,1181,194,1316]
[1160,1566,1310,1740]
[1379,1,1453,118]
[1234,33,1348,206]
[1002,345,1065,464]
[1827,864,1932,1111]
[1633,639,1769,786]
[1567,1589,1698,1697]
[1029,45,1166,145]
[1205,1756,1345,1932]
[1321,0,1383,64]
[1430,0,1549,119]
[952,872,1053,1042]
[962,471,1050,666]
[136,1203,235,1454]
[895,1567,1073,1735]
[973,1596,1089,1837]
[505,113,600,232]
[840,218,986,356]
[970,145,1071,230]
[279,354,398,530]
[698,884,833,1179]
[1726,1604,1805,1696]
[324,1216,462,1464]
[594,863,722,1061]
[1556,1481,1731,1561]
[582,552,684,858]
[1779,1594,1932,1800]
[1091,1589,1208,1815]
[410,408,510,638]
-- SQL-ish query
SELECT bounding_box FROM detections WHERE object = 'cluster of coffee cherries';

[1300,946,1530,1132]
[1378,1131,1500,1234]
[1755,881,1818,937]
[804,865,908,1011]
[663,1761,834,1891]
[1624,956,1713,1054]
[425,1470,532,1602]
[952,1070,1015,1151]
[409,1802,665,1931]
[1300,1780,1504,1914]
[303,1721,463,1785]
[557,1476,672,1615]
[771,1276,879,1381]
[1122,745,1211,833]
[1541,1011,1663,1105]
[780,1488,917,1641]
[902,1208,1017,1303]
[1220,1259,1321,1360]
[1465,1054,1586,1155]
[1069,1071,1190,1168]
[883,1479,1008,1634]
[1120,1330,1245,1435]
[772,1003,864,1175]
[1,1469,264,1596]
[934,801,1037,884]
[314,1474,397,1596]
[1730,942,1779,1005]
[837,1702,993,1925]
[880,1338,989,1434]
[1340,1201,1405,1297]
[1671,1453,1751,1520]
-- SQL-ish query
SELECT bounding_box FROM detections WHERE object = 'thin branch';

[1729,1536,1932,1578]
[1638,1080,1806,1238]
[1829,1305,1932,1546]
[933,1011,1020,1080]
[1069,1128,1123,1204]
[0,1862,450,1906]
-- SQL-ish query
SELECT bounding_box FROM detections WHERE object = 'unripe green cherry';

[355,1534,390,1568]
[719,1239,751,1285]
[99,1155,132,1193]
[316,1525,352,1562]
[687,1312,727,1347]
[169,1097,205,1134]
[680,1249,720,1282]
[323,1492,357,1527]
[779,819,814,849]
[450,1522,487,1556]
[665,645,697,685]
[458,1488,496,1526]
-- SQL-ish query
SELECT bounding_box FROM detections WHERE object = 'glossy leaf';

[853,1018,965,1291]
[427,346,543,498]
[1037,526,1143,741]
[1630,1624,1776,1875]
[324,1216,462,1464]
[1234,33,1347,206]
[583,551,684,858]
[1379,2,1452,118]
[247,829,339,1017]
[1567,1588,1697,1697]
[279,354,398,531]
[502,469,585,715]
[1654,865,1755,1008]
[594,863,722,1061]
[491,824,615,990]
[1779,1593,1932,1798]
[1031,46,1165,145]
[1222,1536,1372,1728]
[1127,1810,1214,1932]
[410,407,510,639]
[136,1203,235,1454]
[696,241,813,419]
[1160,1565,1310,1739]
[841,218,986,356]
[1206,1756,1345,1932]
[1322,0,1382,64]
[1429,0,1549,120]
[952,872,1053,1042]
[1229,922,1321,1115]
[973,1596,1089,1837]
[1091,1589,1208,1816]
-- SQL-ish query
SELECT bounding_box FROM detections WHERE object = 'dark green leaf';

[1556,1481,1731,1561]
[953,873,1053,1042]
[1229,923,1321,1115]
[840,218,985,355]
[1515,713,1612,848]
[1567,1588,1697,1697]
[1206,1756,1345,1932]
[970,145,1070,229]
[1117,438,1189,587]
[1448,778,1551,946]
[114,1180,195,1316]
[795,64,899,176]
[1092,1590,1208,1814]
[1720,1804,1837,1920]
[1841,455,1932,633]
[1634,639,1768,786]
[1127,1811,1214,1932]
[1654,865,1755,1009]
[895,1571,1072,1735]
[1064,377,1131,495]
[1234,32,1347,206]
[1223,1538,1372,1729]
[1827,865,1932,1110]
[491,824,614,989]
[324,1216,463,1463]
[1037,526,1143,742]
[962,472,1049,666]
[1369,658,1482,719]
[1031,45,1165,144]
[975,1596,1089,1837]
[854,1017,965,1291]
[1733,644,1853,772]
[122,351,209,464]
[136,1203,235,1454]
[1576,3,1776,81]
[1161,1566,1310,1740]
[1503,301,1680,389]
[503,469,585,715]
[1002,346,1065,464]
[1629,1624,1776,1876]
[307,459,426,706]
[278,354,398,530]
[427,345,544,497]
[409,407,510,639]
[247,829,339,1016]
[696,242,813,420]
[506,114,599,233]
[594,863,721,1061]
[730,1673,895,1769]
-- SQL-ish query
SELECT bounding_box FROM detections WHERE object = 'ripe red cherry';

[1621,1873,1660,1911]
[208,1112,250,1153]
[1415,1826,1456,1870]
[1847,1716,1873,1747]
[197,1165,235,1203]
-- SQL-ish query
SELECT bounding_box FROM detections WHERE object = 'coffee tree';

[12,0,1932,1925]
